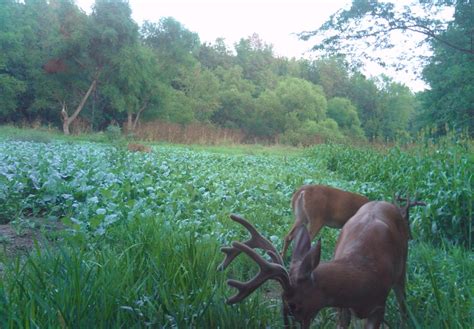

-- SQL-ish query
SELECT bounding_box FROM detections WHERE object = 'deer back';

[327,202,409,314]
[291,185,369,228]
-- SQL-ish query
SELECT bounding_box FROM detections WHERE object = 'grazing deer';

[220,194,424,328]
[127,143,151,153]
[280,185,369,259]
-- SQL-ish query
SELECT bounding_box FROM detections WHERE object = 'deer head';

[220,214,322,328]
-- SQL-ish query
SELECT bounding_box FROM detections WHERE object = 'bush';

[280,119,345,146]
[105,124,122,142]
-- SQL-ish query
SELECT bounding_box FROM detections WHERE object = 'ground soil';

[0,218,65,272]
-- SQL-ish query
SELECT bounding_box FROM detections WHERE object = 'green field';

[0,131,472,328]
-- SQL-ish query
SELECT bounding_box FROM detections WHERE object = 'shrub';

[105,124,122,142]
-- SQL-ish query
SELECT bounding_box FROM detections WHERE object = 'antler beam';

[217,214,284,271]
[226,242,291,304]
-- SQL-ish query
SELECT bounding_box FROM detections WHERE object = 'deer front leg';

[337,308,351,329]
[307,219,324,242]
[281,226,296,259]
[364,306,385,329]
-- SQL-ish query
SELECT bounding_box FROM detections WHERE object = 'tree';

[0,0,65,123]
[251,90,286,138]
[40,0,139,134]
[300,0,471,71]
[303,57,351,99]
[141,17,200,86]
[299,0,473,137]
[0,0,27,121]
[274,77,327,129]
[180,65,220,122]
[102,44,164,132]
[327,97,364,138]
[234,34,277,93]
[347,73,382,139]
[420,1,474,135]
[211,65,256,129]
[198,38,234,70]
[377,76,416,140]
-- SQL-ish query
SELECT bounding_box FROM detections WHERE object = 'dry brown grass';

[131,120,246,145]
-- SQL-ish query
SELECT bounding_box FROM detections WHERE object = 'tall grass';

[1,221,471,328]
[0,217,283,328]
[310,140,473,249]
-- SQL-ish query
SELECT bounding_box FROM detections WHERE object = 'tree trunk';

[127,112,133,132]
[61,103,70,135]
[132,103,147,131]
[60,75,98,135]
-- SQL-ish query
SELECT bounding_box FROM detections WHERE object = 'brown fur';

[282,201,409,328]
[127,143,151,153]
[281,185,369,258]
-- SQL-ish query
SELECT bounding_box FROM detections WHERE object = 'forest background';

[1,0,472,144]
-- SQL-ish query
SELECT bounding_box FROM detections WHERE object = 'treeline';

[0,0,463,144]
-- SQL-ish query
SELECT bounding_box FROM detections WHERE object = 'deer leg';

[307,219,324,242]
[364,306,385,329]
[336,308,351,329]
[394,281,407,328]
[281,217,324,259]
[281,225,297,258]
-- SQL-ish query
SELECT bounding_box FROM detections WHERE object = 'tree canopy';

[0,0,470,141]
[300,0,473,136]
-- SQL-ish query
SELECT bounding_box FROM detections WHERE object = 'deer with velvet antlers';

[219,194,425,328]
[280,185,369,259]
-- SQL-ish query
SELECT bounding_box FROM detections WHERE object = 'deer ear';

[291,225,311,262]
[299,239,321,279]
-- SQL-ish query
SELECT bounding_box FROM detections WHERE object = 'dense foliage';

[0,136,472,327]
[0,0,435,143]
[301,0,473,136]
[311,141,473,248]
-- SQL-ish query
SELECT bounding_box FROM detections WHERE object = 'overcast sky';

[76,0,427,91]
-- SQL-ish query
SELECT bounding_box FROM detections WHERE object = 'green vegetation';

[0,133,472,328]
[311,140,473,248]
[0,0,472,326]
[2,1,471,143]
[301,0,473,137]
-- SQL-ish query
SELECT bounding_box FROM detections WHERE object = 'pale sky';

[76,0,428,91]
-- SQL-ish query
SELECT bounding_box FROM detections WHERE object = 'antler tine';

[225,241,291,304]
[396,192,426,240]
[393,192,398,207]
[230,214,284,263]
[396,191,407,204]
[217,214,284,271]
[397,193,427,208]
[409,200,427,207]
